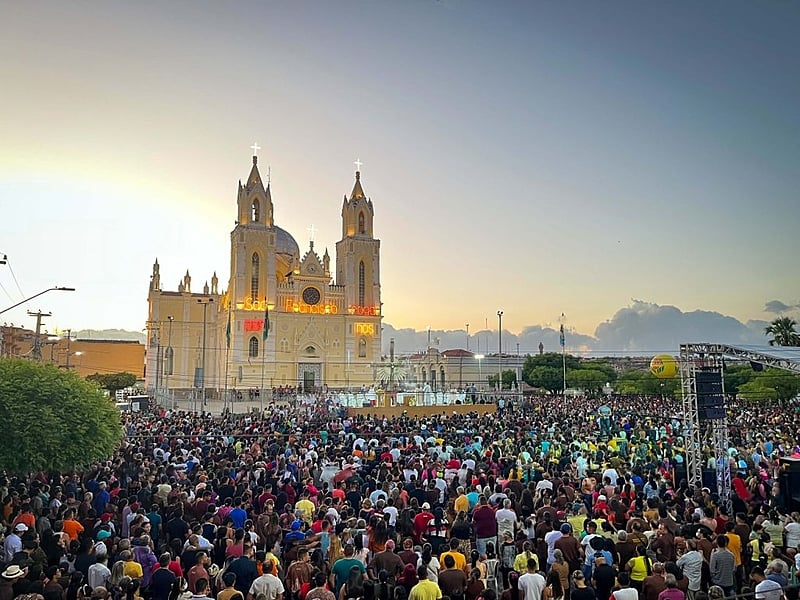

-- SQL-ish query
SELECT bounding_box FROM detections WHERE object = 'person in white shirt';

[381,499,398,527]
[248,561,285,600]
[677,539,704,596]
[496,499,517,541]
[88,548,111,590]
[518,557,546,600]
[751,566,783,600]
[4,524,26,563]
[784,515,800,549]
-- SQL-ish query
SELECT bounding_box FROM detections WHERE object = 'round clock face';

[302,287,321,305]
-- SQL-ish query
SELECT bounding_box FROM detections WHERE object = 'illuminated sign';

[242,297,268,311]
[244,319,264,332]
[283,299,339,315]
[348,305,380,316]
[355,323,375,336]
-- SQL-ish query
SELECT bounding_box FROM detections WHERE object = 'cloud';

[592,301,765,353]
[764,300,799,313]
[385,300,771,356]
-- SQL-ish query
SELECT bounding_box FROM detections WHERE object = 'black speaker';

[697,369,725,420]
[780,470,800,511]
[780,457,800,472]
[702,469,717,493]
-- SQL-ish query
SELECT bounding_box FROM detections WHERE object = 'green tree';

[738,379,778,402]
[765,317,800,346]
[753,369,800,401]
[0,358,123,473]
[487,370,517,390]
[523,352,581,373]
[615,369,679,396]
[568,369,608,395]
[86,372,137,394]
[524,366,564,393]
[723,364,755,397]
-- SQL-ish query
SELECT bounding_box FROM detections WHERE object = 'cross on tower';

[307,224,317,242]
[354,158,363,172]
[250,142,261,156]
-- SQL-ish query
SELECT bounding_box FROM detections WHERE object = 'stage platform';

[346,402,496,418]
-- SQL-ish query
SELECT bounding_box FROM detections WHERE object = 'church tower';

[336,169,381,314]
[229,154,277,311]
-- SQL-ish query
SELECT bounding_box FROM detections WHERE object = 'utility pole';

[497,311,503,391]
[197,298,214,412]
[165,316,174,398]
[65,329,72,369]
[27,310,51,361]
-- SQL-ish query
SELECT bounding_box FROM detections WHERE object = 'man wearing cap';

[413,503,434,545]
[4,523,26,563]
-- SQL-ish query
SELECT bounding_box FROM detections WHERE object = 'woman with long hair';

[550,549,569,599]
[213,526,231,566]
[339,565,366,600]
[542,570,564,600]
[500,571,519,600]
[451,511,474,558]
[417,543,440,582]
[467,568,485,600]
[426,507,448,556]
[397,563,418,594]
[484,543,500,597]
[373,570,394,600]
[624,545,651,595]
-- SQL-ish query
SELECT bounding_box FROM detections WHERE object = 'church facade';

[144,153,382,396]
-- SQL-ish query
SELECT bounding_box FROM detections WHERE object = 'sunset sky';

[1,1,798,349]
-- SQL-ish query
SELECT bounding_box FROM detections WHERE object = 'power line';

[4,256,25,298]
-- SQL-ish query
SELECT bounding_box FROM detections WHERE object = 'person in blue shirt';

[229,498,247,530]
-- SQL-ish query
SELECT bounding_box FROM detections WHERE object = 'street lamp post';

[165,316,174,402]
[197,298,214,412]
[475,354,484,393]
[497,310,503,391]
[0,286,75,315]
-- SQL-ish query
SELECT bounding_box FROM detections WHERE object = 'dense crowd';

[2,394,800,600]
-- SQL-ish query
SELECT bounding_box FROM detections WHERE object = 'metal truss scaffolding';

[680,342,800,509]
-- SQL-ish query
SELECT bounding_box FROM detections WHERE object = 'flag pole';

[560,314,567,401]
[223,306,231,416]
[259,297,269,417]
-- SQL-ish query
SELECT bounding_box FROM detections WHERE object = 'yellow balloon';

[650,354,678,379]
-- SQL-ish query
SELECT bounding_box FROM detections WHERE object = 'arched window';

[358,338,367,358]
[358,212,365,234]
[358,261,365,306]
[280,339,289,353]
[250,253,260,299]
[252,199,260,222]
[249,336,259,358]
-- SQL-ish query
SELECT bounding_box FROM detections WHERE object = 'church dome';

[275,226,299,257]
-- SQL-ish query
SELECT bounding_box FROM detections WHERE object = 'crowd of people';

[2,393,800,600]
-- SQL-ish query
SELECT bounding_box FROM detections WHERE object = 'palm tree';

[764,317,800,346]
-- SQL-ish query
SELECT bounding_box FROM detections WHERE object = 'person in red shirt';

[413,503,434,544]
[472,497,497,557]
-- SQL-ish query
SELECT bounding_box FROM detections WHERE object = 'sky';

[1,1,799,353]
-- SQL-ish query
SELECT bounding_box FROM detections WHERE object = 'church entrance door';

[298,363,322,392]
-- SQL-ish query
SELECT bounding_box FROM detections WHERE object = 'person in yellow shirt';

[410,565,442,600]
[440,539,467,573]
[295,490,315,524]
[120,550,144,579]
[454,488,470,514]
[514,541,538,573]
[724,523,743,567]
